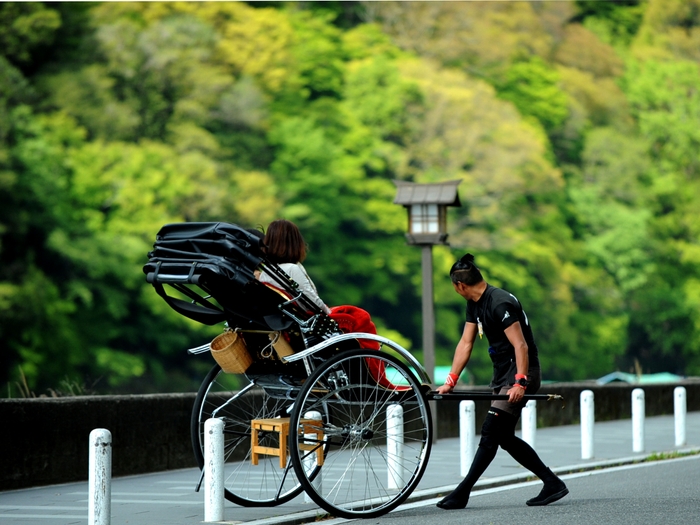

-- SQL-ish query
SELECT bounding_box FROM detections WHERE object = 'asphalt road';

[357,454,700,525]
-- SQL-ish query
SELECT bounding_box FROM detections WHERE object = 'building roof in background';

[596,371,685,385]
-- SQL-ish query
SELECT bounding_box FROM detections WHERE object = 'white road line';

[108,499,202,505]
[558,453,700,480]
[72,497,200,505]
[154,481,197,484]
[111,492,193,497]
[0,515,85,520]
[68,491,198,497]
[0,505,85,510]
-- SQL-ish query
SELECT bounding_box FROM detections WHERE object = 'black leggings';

[479,407,548,478]
[438,404,552,506]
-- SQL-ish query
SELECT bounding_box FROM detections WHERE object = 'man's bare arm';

[436,322,477,394]
[504,321,529,403]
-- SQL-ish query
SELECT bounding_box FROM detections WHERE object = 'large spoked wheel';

[191,365,311,506]
[289,349,432,519]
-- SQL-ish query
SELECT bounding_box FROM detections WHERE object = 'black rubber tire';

[191,365,307,507]
[288,349,432,518]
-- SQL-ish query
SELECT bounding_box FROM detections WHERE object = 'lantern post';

[393,180,462,441]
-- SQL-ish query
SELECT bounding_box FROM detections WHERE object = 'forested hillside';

[2,1,700,395]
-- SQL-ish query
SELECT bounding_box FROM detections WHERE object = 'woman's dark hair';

[264,219,307,264]
[450,253,483,285]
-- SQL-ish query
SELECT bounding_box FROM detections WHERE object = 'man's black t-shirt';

[466,284,540,388]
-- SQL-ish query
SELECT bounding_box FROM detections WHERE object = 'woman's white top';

[259,262,331,314]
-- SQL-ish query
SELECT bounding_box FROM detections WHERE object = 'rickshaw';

[143,222,560,519]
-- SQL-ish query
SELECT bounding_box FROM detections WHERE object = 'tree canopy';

[2,0,700,396]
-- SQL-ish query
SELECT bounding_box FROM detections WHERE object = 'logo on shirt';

[502,311,511,322]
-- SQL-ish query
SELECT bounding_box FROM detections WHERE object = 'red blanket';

[329,305,380,350]
[329,305,409,390]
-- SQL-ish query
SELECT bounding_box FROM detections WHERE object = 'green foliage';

[0,3,61,64]
[496,57,569,134]
[617,58,700,374]
[287,10,345,99]
[633,0,700,62]
[571,127,653,292]
[3,0,700,396]
[365,2,554,74]
[576,0,645,47]
[624,59,700,178]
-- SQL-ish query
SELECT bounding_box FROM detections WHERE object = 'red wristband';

[445,373,459,387]
[513,383,526,389]
[515,373,528,380]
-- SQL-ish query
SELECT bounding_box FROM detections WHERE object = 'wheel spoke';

[289,349,432,519]
[191,366,307,506]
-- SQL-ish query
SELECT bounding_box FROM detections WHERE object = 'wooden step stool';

[250,418,325,468]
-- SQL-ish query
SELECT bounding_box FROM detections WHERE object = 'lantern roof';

[392,180,462,207]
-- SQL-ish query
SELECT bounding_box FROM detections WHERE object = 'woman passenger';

[258,219,331,314]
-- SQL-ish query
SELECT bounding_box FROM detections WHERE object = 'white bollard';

[304,411,323,503]
[674,386,687,447]
[89,428,112,525]
[204,418,225,523]
[632,388,645,453]
[459,401,476,476]
[522,400,537,449]
[387,404,404,490]
[580,390,595,460]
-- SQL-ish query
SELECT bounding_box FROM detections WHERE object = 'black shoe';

[436,494,469,510]
[526,480,569,506]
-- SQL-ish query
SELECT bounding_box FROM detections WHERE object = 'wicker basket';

[210,330,253,374]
